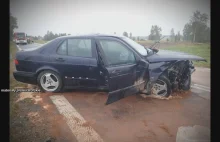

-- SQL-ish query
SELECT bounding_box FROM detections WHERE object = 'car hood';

[146,49,206,63]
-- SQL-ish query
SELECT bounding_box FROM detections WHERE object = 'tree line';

[10,10,210,43]
[122,11,210,43]
[43,31,70,41]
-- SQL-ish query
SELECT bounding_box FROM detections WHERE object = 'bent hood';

[146,49,206,63]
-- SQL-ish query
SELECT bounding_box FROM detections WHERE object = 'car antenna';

[148,36,165,49]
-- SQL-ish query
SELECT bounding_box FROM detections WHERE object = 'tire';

[152,75,172,97]
[37,70,63,92]
[181,74,191,91]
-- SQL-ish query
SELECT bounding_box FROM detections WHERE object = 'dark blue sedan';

[13,34,206,104]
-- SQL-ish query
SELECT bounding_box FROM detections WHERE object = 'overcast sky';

[10,0,210,37]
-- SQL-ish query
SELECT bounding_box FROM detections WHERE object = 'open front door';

[95,37,149,105]
[105,65,139,105]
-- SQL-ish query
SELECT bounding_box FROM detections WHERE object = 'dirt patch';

[159,123,173,137]
[142,119,148,127]
[10,92,78,142]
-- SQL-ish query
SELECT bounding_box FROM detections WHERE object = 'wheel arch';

[36,66,62,78]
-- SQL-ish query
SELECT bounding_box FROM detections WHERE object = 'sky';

[10,0,210,37]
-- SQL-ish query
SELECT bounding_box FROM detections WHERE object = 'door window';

[99,40,136,66]
[57,40,67,55]
[67,39,92,58]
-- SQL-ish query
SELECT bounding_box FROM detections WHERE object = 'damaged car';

[13,34,206,104]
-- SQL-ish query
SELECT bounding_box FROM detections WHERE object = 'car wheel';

[37,70,62,92]
[152,75,172,97]
[181,74,191,91]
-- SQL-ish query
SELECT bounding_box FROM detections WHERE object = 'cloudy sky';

[10,0,210,37]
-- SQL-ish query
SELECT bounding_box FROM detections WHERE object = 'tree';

[177,31,181,41]
[129,32,132,38]
[123,31,128,37]
[148,25,162,40]
[37,36,42,40]
[183,23,193,41]
[10,13,18,40]
[170,28,175,42]
[175,34,177,42]
[33,36,38,40]
[182,11,209,43]
[190,10,209,43]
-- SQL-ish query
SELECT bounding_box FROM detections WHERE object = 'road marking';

[194,84,210,90]
[50,95,104,142]
[16,45,22,51]
[191,85,210,92]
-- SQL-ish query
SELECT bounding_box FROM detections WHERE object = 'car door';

[95,37,147,105]
[50,38,99,88]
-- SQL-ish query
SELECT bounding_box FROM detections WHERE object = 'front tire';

[152,75,172,97]
[37,70,63,92]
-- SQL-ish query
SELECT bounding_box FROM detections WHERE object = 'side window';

[57,40,67,55]
[67,39,92,58]
[99,40,136,66]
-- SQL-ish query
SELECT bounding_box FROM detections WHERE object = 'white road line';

[50,95,104,142]
[194,84,210,90]
[191,86,210,92]
[16,45,22,51]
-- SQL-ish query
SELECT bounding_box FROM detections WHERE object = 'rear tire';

[37,70,63,93]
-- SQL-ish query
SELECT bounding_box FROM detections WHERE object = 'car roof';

[56,33,126,40]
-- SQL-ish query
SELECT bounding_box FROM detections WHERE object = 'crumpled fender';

[144,61,175,94]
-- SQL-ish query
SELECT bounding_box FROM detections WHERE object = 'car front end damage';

[142,60,197,96]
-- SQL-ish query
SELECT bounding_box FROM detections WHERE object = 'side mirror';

[137,59,149,68]
[152,48,159,53]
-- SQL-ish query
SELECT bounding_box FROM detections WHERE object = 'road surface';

[14,43,210,142]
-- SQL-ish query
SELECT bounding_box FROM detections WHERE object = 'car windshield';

[122,37,149,56]
[16,33,25,38]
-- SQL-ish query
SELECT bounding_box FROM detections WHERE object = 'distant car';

[13,32,28,45]
[13,34,206,104]
[27,37,34,44]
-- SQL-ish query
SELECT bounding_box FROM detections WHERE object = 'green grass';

[33,40,47,44]
[136,40,154,44]
[163,43,210,68]
[10,41,26,117]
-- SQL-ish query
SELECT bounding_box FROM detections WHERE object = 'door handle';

[112,70,121,74]
[55,57,65,62]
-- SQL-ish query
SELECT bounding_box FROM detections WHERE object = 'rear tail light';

[14,59,19,65]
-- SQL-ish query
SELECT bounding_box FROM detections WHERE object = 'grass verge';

[10,41,26,117]
[33,40,47,44]
[162,43,210,68]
